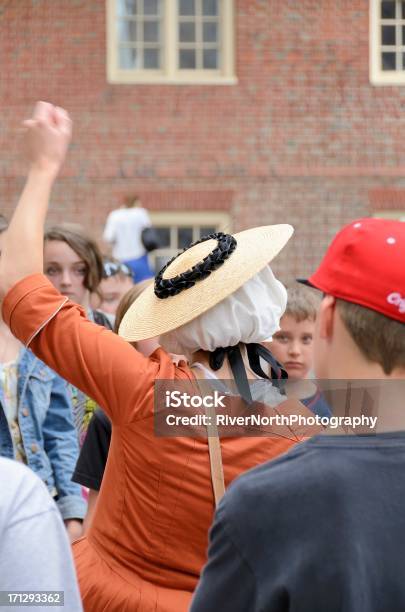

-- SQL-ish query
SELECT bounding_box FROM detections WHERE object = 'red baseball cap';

[298,217,405,324]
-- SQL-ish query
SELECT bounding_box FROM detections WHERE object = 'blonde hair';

[284,285,319,322]
[114,279,153,334]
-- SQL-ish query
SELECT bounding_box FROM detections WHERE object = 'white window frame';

[373,210,405,220]
[148,211,231,272]
[107,0,236,84]
[370,0,405,84]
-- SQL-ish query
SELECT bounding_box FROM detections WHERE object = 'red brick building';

[1,0,404,280]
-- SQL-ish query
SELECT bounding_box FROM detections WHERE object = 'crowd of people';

[0,101,404,612]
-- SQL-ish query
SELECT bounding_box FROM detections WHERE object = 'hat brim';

[119,224,294,342]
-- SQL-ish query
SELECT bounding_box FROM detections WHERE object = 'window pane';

[382,25,396,45]
[203,22,218,42]
[199,226,216,238]
[144,48,160,68]
[381,1,396,19]
[382,51,396,70]
[179,21,196,42]
[117,0,138,16]
[144,20,159,42]
[402,2,405,19]
[179,49,196,68]
[203,48,218,69]
[144,0,159,15]
[155,228,171,247]
[179,0,196,16]
[178,227,193,248]
[118,19,137,42]
[403,25,405,45]
[203,0,218,16]
[119,46,140,69]
[402,52,405,70]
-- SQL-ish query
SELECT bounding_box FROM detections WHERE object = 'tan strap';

[190,365,226,507]
[205,403,226,506]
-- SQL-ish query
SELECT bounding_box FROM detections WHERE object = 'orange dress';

[3,275,305,611]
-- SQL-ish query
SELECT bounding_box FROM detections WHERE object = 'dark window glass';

[203,0,218,16]
[203,48,218,69]
[199,226,216,238]
[203,22,218,43]
[381,1,396,19]
[179,22,196,42]
[402,2,405,19]
[382,51,396,70]
[144,48,159,68]
[155,227,171,247]
[179,49,196,68]
[402,25,405,44]
[144,20,159,42]
[144,0,159,16]
[382,25,396,45]
[178,227,193,248]
[179,0,195,16]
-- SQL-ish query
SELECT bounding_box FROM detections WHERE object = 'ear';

[317,295,336,341]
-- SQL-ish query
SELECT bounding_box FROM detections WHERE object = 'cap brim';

[296,278,317,288]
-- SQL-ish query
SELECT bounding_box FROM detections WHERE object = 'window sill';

[107,73,238,86]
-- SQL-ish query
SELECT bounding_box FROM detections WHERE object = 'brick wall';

[1,0,404,281]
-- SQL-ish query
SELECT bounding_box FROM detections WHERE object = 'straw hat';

[118,224,293,342]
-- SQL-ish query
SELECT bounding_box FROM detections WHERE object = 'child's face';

[269,314,315,380]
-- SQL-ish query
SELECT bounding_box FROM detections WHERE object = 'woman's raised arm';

[0,101,72,297]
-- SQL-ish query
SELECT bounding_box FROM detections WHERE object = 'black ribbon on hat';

[209,343,288,404]
[155,232,237,299]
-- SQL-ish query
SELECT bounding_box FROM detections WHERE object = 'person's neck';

[326,354,405,434]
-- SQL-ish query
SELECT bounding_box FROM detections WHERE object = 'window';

[370,0,405,84]
[107,0,236,84]
[148,211,231,272]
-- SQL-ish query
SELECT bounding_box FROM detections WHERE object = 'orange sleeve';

[2,274,177,425]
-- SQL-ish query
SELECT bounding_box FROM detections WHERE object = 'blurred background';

[0,0,404,278]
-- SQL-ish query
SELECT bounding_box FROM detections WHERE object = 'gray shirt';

[0,457,82,611]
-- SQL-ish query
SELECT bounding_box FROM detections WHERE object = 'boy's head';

[300,218,405,379]
[268,285,319,380]
[96,258,134,315]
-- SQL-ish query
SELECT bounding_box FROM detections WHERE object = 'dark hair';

[337,299,405,375]
[44,225,103,293]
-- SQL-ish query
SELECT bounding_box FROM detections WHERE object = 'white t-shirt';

[0,458,83,611]
[103,207,151,261]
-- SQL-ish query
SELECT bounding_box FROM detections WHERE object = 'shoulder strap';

[92,310,113,330]
[205,402,226,507]
[190,366,225,507]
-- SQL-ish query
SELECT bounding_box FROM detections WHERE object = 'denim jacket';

[0,348,86,521]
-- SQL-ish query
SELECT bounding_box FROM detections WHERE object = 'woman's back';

[87,404,296,594]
